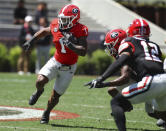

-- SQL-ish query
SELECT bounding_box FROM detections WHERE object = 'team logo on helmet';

[111,32,119,38]
[72,8,79,14]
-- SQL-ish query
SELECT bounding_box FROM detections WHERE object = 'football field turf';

[0,73,163,131]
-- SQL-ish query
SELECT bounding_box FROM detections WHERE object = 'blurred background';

[0,0,166,75]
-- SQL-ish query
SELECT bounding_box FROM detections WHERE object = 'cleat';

[29,89,44,105]
[40,111,50,124]
[156,119,166,129]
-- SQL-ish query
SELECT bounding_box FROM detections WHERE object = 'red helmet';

[58,4,80,30]
[127,18,150,37]
[104,29,127,57]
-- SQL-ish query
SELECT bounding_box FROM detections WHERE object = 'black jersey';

[118,37,164,80]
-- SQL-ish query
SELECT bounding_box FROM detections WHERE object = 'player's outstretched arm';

[84,53,131,89]
[84,65,133,89]
[23,27,51,51]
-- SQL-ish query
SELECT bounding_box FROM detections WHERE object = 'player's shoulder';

[74,22,88,32]
[118,37,134,54]
[71,22,88,36]
[76,22,88,29]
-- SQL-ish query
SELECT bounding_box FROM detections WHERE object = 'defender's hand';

[84,76,104,89]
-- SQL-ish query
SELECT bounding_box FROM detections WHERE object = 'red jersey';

[50,18,88,65]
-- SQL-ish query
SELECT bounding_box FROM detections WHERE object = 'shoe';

[18,71,24,75]
[40,110,50,124]
[156,119,166,129]
[29,89,44,105]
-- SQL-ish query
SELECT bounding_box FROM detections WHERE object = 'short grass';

[0,73,163,131]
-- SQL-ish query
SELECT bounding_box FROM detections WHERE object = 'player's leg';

[40,90,61,124]
[148,111,166,128]
[29,57,57,105]
[111,93,133,131]
[146,96,166,128]
[29,74,48,105]
[40,63,77,124]
[108,87,118,97]
[122,75,166,104]
[122,74,166,129]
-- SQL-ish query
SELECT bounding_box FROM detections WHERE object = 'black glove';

[62,32,77,44]
[60,37,72,47]
[22,41,31,51]
[22,36,36,51]
[84,76,104,89]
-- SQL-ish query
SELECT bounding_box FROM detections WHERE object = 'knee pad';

[111,94,133,112]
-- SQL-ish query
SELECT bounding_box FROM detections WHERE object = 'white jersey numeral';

[59,38,66,53]
[141,41,161,62]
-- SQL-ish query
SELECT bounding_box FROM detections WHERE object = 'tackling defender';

[23,4,88,124]
[85,19,166,130]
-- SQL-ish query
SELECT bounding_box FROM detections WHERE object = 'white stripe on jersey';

[118,42,129,55]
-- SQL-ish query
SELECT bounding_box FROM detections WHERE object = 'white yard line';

[71,103,144,111]
[0,99,144,111]
[82,116,155,125]
[0,78,28,83]
[0,125,58,131]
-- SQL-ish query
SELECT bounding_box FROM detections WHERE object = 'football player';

[97,28,166,129]
[85,19,166,131]
[23,4,88,124]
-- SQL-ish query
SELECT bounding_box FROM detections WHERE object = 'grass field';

[0,73,164,131]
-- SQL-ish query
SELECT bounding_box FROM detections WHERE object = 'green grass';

[0,73,163,131]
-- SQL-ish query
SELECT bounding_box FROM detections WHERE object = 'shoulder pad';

[118,42,130,54]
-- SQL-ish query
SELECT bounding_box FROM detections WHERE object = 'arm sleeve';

[101,54,130,81]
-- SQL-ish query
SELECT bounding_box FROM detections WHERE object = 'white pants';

[121,74,166,112]
[39,57,77,95]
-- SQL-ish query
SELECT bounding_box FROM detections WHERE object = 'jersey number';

[141,41,161,62]
[59,38,66,53]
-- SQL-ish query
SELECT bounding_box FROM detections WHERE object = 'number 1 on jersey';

[59,38,66,53]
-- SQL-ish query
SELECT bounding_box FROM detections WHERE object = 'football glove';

[22,36,36,51]
[62,32,77,44]
[60,37,72,47]
[84,76,104,89]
